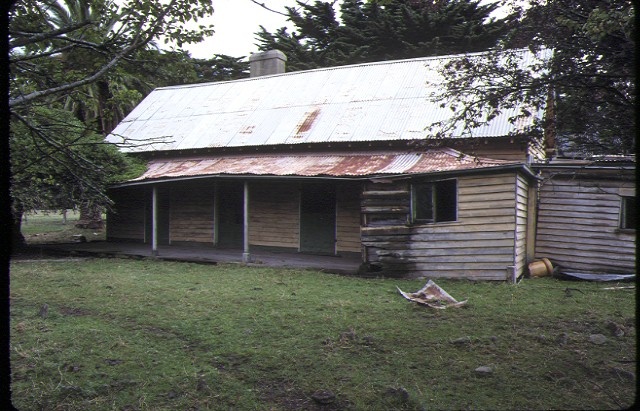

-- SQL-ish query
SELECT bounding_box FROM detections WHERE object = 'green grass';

[21,210,106,243]
[21,211,74,235]
[9,258,636,410]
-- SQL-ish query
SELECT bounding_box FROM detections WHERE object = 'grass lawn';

[9,258,636,410]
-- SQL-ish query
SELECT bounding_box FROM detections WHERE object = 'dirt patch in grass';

[256,380,324,410]
[211,353,253,372]
[59,306,91,317]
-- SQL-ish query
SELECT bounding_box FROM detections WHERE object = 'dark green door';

[217,183,244,248]
[300,184,336,254]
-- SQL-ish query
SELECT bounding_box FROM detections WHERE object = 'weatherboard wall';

[107,180,362,255]
[169,182,215,244]
[335,182,363,254]
[106,188,147,242]
[248,182,300,250]
[246,181,361,254]
[447,137,545,163]
[535,170,636,273]
[514,173,530,279]
[362,172,525,280]
[106,169,539,280]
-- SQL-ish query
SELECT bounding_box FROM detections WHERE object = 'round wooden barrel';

[528,259,552,277]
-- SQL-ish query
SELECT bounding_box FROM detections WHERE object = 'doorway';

[216,183,244,248]
[300,184,336,254]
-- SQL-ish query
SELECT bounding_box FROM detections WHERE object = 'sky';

[181,0,305,59]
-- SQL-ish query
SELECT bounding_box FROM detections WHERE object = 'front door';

[300,184,336,254]
[217,183,244,248]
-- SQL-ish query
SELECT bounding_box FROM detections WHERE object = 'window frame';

[410,178,458,224]
[619,196,636,230]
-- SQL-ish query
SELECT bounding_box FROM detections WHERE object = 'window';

[412,179,457,223]
[620,196,636,230]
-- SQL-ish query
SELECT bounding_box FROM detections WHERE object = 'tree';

[8,0,216,246]
[433,0,635,156]
[10,0,214,108]
[10,106,146,245]
[255,0,510,71]
[192,54,250,82]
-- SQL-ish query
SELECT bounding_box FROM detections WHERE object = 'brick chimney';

[249,50,287,77]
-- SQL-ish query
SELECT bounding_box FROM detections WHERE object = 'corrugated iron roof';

[129,148,518,182]
[108,49,549,153]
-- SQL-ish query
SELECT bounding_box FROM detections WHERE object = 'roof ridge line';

[155,48,536,91]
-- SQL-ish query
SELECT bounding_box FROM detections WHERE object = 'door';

[217,183,244,248]
[300,184,336,254]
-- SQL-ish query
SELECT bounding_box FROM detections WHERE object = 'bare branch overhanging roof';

[107,49,549,153]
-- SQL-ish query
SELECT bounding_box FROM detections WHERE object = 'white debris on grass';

[397,279,467,309]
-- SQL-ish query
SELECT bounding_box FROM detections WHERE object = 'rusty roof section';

[128,148,519,183]
[107,49,550,153]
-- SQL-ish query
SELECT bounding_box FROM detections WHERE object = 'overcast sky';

[181,0,304,59]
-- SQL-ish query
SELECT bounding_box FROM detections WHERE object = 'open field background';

[10,256,636,410]
[21,210,106,244]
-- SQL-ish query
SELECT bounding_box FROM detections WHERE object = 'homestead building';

[105,49,635,280]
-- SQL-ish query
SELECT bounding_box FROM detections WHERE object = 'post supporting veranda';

[151,185,158,256]
[242,181,251,263]
[213,183,219,246]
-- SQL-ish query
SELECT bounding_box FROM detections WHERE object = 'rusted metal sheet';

[130,148,516,182]
[108,49,549,153]
[296,108,321,136]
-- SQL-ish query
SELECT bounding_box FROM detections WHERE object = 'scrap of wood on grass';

[397,280,467,309]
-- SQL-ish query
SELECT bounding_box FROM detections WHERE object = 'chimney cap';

[249,49,287,63]
[249,50,287,77]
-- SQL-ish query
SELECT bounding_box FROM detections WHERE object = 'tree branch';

[11,112,109,202]
[10,46,130,107]
[10,0,182,108]
[10,20,94,49]
[10,44,76,62]
[248,0,290,17]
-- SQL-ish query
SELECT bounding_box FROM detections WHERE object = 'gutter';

[109,163,538,189]
[532,164,635,171]
[370,163,539,182]
[109,173,360,188]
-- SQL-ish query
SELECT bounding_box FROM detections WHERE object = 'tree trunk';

[77,202,104,229]
[11,209,26,250]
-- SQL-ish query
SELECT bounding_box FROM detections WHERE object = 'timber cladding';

[535,173,636,273]
[169,183,215,244]
[362,173,524,280]
[336,182,362,254]
[106,180,363,254]
[248,181,362,254]
[514,173,530,279]
[446,136,543,163]
[106,188,146,241]
[248,183,300,249]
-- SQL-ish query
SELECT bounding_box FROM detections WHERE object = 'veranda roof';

[116,148,527,186]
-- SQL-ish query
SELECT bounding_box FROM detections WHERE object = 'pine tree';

[255,0,510,71]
